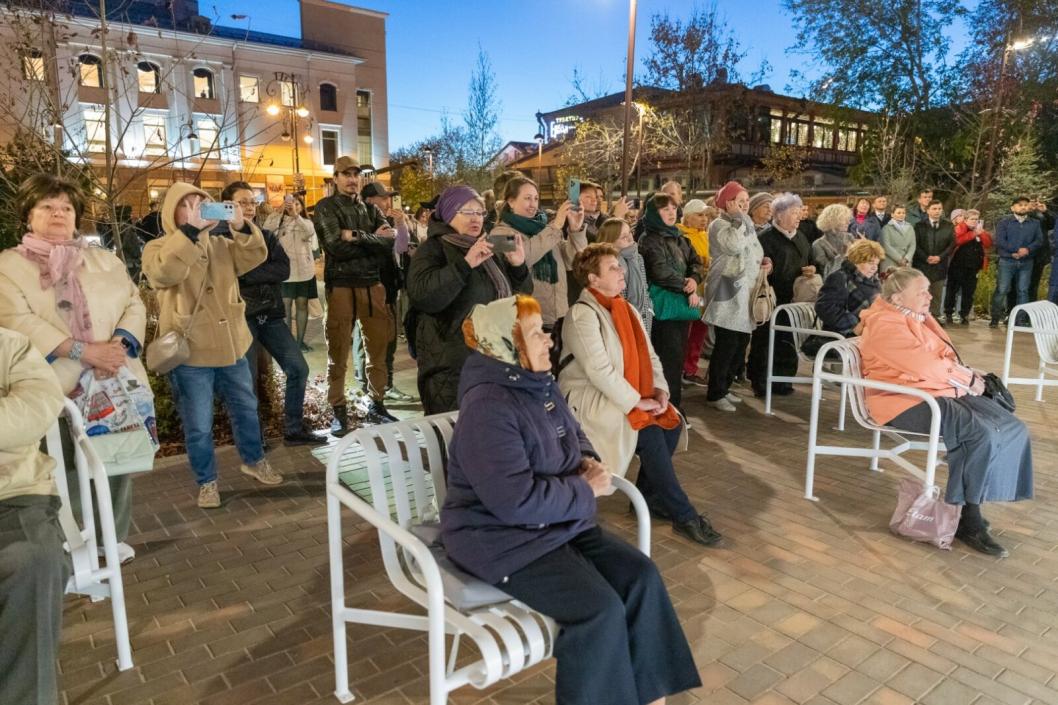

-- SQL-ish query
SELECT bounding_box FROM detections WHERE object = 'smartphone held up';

[200,201,236,221]
[487,233,517,254]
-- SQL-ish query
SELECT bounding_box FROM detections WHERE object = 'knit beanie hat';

[683,199,708,216]
[714,181,745,210]
[748,192,774,214]
[436,185,483,224]
[950,209,965,223]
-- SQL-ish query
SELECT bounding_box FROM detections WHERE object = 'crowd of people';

[0,156,1049,704]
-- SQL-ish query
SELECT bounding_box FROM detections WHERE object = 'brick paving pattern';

[58,322,1058,705]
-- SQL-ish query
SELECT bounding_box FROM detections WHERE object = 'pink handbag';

[889,478,962,550]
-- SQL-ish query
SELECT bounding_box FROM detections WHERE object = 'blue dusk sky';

[201,0,947,151]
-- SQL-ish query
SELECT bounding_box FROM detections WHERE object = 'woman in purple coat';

[440,295,700,705]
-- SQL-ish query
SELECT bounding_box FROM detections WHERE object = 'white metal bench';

[765,302,846,421]
[45,399,133,671]
[325,412,651,704]
[1001,300,1058,401]
[804,338,946,501]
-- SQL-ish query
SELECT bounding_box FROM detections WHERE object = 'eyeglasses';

[235,200,257,207]
[456,209,487,218]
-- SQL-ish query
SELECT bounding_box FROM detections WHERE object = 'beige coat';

[142,182,267,368]
[0,328,65,501]
[558,290,669,477]
[0,246,148,394]
[490,221,588,326]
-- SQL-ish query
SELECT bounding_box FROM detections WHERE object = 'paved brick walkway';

[59,322,1058,705]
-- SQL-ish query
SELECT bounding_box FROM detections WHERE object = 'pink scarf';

[16,234,94,342]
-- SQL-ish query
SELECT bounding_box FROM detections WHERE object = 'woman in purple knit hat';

[406,185,533,413]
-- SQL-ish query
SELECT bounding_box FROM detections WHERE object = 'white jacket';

[264,211,318,283]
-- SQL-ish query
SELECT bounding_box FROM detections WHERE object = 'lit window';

[137,62,160,93]
[142,115,167,157]
[321,128,339,166]
[192,68,215,100]
[79,55,102,88]
[194,117,220,159]
[82,107,106,152]
[319,83,337,112]
[356,90,372,164]
[812,118,834,149]
[239,75,259,103]
[22,49,45,81]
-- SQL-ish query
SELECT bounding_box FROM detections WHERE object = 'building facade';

[509,83,875,204]
[0,0,389,213]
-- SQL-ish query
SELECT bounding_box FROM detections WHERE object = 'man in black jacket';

[217,182,322,446]
[912,200,955,319]
[313,156,398,434]
[748,193,815,397]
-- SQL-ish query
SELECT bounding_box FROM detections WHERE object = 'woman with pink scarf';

[0,174,149,564]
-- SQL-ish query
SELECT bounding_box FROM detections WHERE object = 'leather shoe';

[284,429,327,446]
[955,526,1008,557]
[673,516,723,546]
[330,405,352,437]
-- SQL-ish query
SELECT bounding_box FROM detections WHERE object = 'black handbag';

[981,373,1016,412]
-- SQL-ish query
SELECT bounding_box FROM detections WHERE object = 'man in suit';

[863,195,890,241]
[912,200,955,319]
[906,188,933,227]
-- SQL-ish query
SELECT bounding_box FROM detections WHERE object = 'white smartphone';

[200,201,236,220]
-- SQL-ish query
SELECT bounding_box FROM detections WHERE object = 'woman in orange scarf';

[559,243,722,546]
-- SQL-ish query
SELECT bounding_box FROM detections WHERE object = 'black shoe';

[959,316,971,326]
[956,525,1007,557]
[284,429,328,446]
[752,385,767,398]
[989,319,999,329]
[673,516,723,547]
[330,405,352,437]
[943,314,954,326]
[364,400,398,424]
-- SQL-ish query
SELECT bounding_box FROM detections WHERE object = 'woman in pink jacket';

[858,267,1033,558]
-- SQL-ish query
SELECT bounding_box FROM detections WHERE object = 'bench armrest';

[610,475,651,557]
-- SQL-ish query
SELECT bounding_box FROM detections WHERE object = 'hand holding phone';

[487,233,517,254]
[568,179,581,211]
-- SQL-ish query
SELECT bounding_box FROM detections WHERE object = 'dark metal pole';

[619,0,638,197]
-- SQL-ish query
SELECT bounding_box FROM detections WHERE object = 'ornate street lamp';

[265,72,314,179]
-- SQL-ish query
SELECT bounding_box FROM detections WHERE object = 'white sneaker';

[709,398,737,412]
[725,392,742,404]
[98,542,136,564]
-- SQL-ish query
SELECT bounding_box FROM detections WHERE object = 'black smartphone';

[487,234,517,254]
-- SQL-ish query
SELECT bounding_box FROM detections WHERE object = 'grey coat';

[812,230,854,279]
[703,212,763,334]
[880,220,916,272]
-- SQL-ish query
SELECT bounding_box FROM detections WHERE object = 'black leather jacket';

[312,192,392,288]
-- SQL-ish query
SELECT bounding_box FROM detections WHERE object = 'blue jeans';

[246,316,309,435]
[991,257,1033,320]
[168,358,265,485]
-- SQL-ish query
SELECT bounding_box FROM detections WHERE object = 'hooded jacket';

[0,328,65,502]
[440,352,598,584]
[142,182,268,367]
[858,297,974,424]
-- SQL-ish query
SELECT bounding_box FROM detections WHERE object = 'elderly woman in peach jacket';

[858,267,1032,559]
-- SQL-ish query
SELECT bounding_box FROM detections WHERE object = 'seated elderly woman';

[815,239,884,337]
[560,243,722,546]
[440,295,701,705]
[859,268,1034,557]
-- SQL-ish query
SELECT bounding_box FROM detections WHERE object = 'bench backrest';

[818,337,886,430]
[1020,301,1058,363]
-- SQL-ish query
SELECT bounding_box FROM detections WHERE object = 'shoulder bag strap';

[181,241,213,335]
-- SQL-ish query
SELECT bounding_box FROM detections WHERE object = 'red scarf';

[588,289,680,431]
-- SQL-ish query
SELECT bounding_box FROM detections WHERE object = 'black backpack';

[548,302,592,376]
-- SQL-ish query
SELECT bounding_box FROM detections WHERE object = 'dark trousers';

[635,424,697,523]
[247,315,310,435]
[944,268,979,318]
[1007,254,1047,311]
[650,319,690,409]
[707,326,751,401]
[0,496,70,705]
[497,526,701,705]
[747,314,797,392]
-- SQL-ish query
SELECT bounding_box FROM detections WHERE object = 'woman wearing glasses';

[407,185,531,413]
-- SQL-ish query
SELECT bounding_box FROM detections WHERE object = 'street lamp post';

[265,72,314,190]
[619,0,638,197]
[423,146,434,176]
